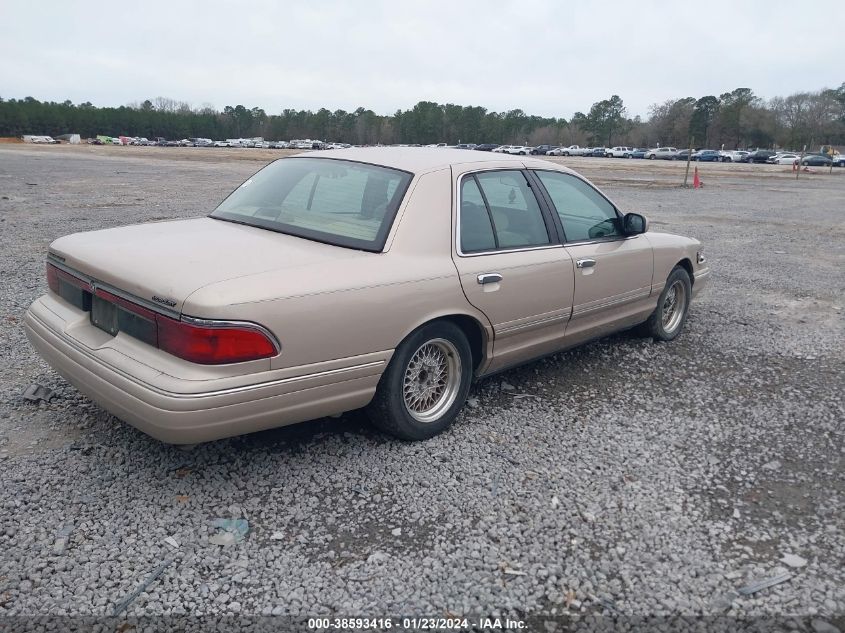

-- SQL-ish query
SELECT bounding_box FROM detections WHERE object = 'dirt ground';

[0,145,842,628]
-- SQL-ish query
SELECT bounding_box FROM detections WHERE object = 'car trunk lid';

[48,217,365,315]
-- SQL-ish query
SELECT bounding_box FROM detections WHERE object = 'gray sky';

[2,0,842,119]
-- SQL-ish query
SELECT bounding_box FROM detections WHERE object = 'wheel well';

[438,315,486,370]
[676,258,694,285]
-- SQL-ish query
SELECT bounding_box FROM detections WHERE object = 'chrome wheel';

[402,338,462,423]
[661,280,687,334]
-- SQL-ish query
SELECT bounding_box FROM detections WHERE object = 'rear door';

[452,168,574,373]
[531,169,654,345]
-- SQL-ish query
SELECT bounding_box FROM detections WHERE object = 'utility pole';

[683,137,695,188]
[797,145,806,180]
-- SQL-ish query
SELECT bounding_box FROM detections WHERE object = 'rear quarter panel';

[183,168,492,371]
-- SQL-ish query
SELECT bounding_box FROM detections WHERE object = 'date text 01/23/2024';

[307,617,527,630]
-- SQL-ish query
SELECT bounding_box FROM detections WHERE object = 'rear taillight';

[47,262,89,292]
[47,262,91,311]
[46,263,59,293]
[157,317,278,365]
[46,262,278,364]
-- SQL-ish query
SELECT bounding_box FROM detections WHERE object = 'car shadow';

[235,409,379,452]
[120,327,657,463]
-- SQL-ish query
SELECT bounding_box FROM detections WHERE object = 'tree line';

[1,84,843,150]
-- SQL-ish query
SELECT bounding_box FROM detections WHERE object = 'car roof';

[288,147,559,175]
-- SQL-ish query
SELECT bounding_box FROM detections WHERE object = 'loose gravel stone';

[780,553,809,568]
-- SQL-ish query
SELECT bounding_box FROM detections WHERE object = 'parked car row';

[90,136,354,150]
[637,147,844,165]
[64,136,845,166]
[731,149,840,166]
[519,145,841,165]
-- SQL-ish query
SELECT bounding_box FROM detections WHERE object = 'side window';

[473,171,550,249]
[534,171,621,242]
[460,177,496,253]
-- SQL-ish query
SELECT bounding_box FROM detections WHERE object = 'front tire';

[366,321,472,440]
[643,266,692,341]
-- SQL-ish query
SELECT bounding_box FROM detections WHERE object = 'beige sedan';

[25,148,710,443]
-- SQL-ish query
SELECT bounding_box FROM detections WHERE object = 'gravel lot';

[0,146,843,631]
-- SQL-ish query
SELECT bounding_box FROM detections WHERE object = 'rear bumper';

[24,298,387,444]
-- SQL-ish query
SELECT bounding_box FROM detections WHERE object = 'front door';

[451,169,574,373]
[530,170,654,345]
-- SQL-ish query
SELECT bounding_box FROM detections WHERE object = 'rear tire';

[642,266,692,342]
[366,321,472,440]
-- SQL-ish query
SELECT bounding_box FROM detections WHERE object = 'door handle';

[576,259,596,269]
[477,273,503,285]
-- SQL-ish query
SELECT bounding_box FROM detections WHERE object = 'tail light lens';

[46,262,278,364]
[47,262,89,292]
[47,262,91,311]
[157,317,278,365]
[46,263,59,293]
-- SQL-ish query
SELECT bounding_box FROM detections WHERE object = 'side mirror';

[623,212,649,235]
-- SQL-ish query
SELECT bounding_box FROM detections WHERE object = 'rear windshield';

[211,158,413,251]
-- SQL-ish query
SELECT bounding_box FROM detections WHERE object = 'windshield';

[211,158,413,251]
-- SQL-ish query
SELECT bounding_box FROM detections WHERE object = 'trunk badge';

[152,295,177,307]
